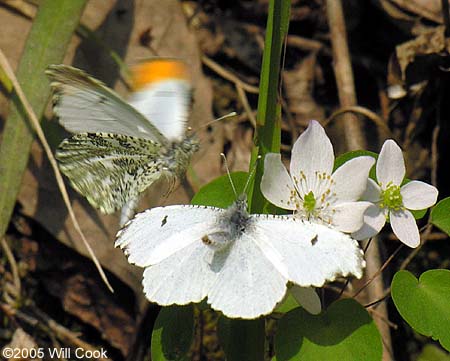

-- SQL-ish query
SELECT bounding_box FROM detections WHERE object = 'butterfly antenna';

[220,153,238,198]
[243,155,262,194]
[191,112,237,133]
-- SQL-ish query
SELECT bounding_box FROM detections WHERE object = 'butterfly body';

[47,60,198,225]
[160,135,200,177]
[202,195,253,251]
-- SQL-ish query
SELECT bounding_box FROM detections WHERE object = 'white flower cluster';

[261,120,438,313]
[261,120,438,248]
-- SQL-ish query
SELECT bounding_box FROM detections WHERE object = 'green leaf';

[275,298,382,361]
[417,344,450,361]
[151,305,194,361]
[409,208,427,220]
[334,150,378,180]
[430,197,450,236]
[0,0,87,238]
[391,269,450,352]
[274,293,300,314]
[191,172,248,208]
[218,316,265,361]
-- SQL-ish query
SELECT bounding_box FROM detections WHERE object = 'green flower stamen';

[303,191,316,213]
[380,183,403,211]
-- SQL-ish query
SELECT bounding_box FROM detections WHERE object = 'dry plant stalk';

[0,48,113,292]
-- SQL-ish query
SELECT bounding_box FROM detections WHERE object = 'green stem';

[219,1,291,360]
[248,0,291,213]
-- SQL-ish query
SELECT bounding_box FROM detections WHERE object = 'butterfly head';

[179,134,200,153]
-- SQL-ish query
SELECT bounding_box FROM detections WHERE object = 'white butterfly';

[115,194,365,319]
[46,60,199,226]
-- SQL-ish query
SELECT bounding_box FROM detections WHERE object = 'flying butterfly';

[46,60,199,226]
[115,168,365,319]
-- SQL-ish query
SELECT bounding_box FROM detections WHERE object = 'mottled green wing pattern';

[56,133,170,214]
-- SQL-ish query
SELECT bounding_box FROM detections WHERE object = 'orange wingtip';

[131,59,190,90]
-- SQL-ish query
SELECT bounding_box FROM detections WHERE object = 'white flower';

[352,139,438,248]
[261,120,375,233]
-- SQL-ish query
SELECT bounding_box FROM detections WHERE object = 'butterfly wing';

[128,60,192,141]
[56,133,169,214]
[207,232,288,319]
[115,205,222,305]
[46,65,167,143]
[250,216,365,287]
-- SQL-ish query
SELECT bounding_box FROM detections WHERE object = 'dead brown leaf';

[45,273,136,355]
[2,328,41,361]
[283,53,325,127]
[387,25,450,97]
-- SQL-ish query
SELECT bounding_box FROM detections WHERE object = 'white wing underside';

[46,65,167,143]
[116,205,365,319]
[251,218,365,286]
[128,80,191,142]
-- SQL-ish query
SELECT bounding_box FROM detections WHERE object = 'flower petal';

[390,210,420,248]
[352,205,386,240]
[290,286,321,315]
[261,153,296,210]
[376,139,405,187]
[401,181,438,210]
[290,120,334,182]
[333,156,376,201]
[332,201,372,233]
[361,178,381,203]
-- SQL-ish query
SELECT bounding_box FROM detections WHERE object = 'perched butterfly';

[115,190,365,319]
[46,60,199,226]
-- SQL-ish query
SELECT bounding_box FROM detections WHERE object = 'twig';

[235,84,257,127]
[202,55,259,94]
[431,56,442,188]
[366,224,434,308]
[279,96,299,148]
[335,238,373,300]
[0,49,113,292]
[402,89,426,153]
[353,244,403,298]
[326,0,366,151]
[286,34,329,54]
[365,294,390,309]
[323,284,353,298]
[399,224,433,271]
[2,303,111,361]
[431,122,440,188]
[1,237,21,302]
[0,0,36,19]
[324,105,394,139]
[367,308,398,330]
